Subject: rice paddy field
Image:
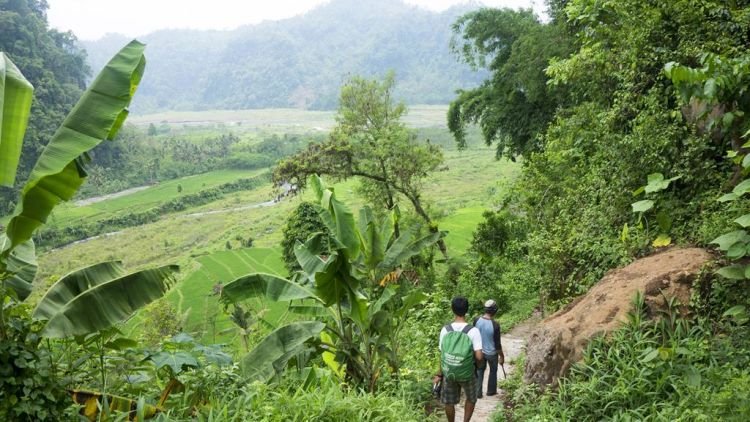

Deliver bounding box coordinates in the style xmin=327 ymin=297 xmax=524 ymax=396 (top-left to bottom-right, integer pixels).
xmin=33 ymin=111 xmax=519 ymax=349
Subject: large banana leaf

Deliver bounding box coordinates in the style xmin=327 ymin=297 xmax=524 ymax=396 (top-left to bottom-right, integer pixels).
xmin=33 ymin=261 xmax=125 ymax=320
xmin=0 ymin=53 xmax=34 ymax=187
xmin=293 ymin=233 xmax=329 ymax=284
xmin=0 ymin=234 xmax=36 ymax=300
xmin=4 ymin=40 xmax=146 ymax=251
xmin=38 ymin=264 xmax=178 ymax=338
xmin=378 ymin=228 xmax=442 ymax=272
xmin=311 ymin=175 xmax=360 ymax=259
xmin=240 ymin=321 xmax=325 ymax=382
xmin=221 ymin=273 xmax=319 ymax=304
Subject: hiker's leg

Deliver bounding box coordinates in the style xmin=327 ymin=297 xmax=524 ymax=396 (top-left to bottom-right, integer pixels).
xmin=461 ymin=378 xmax=478 ymax=421
xmin=475 ymin=367 xmax=485 ymax=398
xmin=487 ymin=354 xmax=499 ymax=395
xmin=441 ymin=380 xmax=460 ymax=422
xmin=445 ymin=405 xmax=455 ymax=422
xmin=463 ymin=400 xmax=475 ymax=422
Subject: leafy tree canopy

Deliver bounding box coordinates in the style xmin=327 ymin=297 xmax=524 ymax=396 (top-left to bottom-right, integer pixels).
xmin=274 ymin=73 xmax=447 ymax=256
xmin=448 ymin=7 xmax=573 ymax=159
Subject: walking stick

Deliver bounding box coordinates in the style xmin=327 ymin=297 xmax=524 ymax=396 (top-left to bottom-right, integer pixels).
xmin=500 ymin=363 xmax=507 ymax=379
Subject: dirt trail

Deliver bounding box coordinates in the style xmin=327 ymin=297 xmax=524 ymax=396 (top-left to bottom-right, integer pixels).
xmin=74 ymin=185 xmax=151 ymax=206
xmin=451 ymin=318 xmax=538 ymax=422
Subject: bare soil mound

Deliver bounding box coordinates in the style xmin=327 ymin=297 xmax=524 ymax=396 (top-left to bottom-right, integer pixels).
xmin=524 ymin=247 xmax=713 ymax=387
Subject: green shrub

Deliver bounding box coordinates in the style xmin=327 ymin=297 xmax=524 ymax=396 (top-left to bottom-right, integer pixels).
xmin=0 ymin=297 xmax=69 ymax=421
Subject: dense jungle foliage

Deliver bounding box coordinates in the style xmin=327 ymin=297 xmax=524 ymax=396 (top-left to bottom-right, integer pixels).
xmin=2 ymin=0 xmax=750 ymax=420
xmin=447 ymin=0 xmax=750 ymax=419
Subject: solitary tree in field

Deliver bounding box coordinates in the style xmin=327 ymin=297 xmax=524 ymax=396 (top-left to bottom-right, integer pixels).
xmin=274 ymin=72 xmax=448 ymax=257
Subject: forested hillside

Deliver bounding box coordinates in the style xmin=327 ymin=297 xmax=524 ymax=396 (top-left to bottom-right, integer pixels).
xmin=3 ymin=0 xmax=750 ymax=421
xmin=82 ymin=0 xmax=486 ymax=112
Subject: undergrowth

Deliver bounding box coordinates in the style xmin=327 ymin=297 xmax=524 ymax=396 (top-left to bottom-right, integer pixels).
xmin=506 ymin=292 xmax=750 ymax=421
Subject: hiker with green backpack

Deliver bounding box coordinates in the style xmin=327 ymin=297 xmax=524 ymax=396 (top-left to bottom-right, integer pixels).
xmin=433 ymin=297 xmax=483 ymax=422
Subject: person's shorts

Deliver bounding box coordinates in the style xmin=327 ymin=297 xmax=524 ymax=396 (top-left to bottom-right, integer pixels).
xmin=440 ymin=377 xmax=477 ymax=405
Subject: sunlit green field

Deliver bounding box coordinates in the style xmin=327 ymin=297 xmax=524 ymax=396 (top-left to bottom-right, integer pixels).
xmin=47 ymin=169 xmax=266 ymax=226
xmin=170 ymin=248 xmax=289 ymax=345
xmin=35 ymin=134 xmax=518 ymax=349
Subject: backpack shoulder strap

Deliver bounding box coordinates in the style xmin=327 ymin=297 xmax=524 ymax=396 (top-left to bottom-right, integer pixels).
xmin=461 ymin=324 xmax=473 ymax=334
xmin=444 ymin=324 xmax=454 ymax=333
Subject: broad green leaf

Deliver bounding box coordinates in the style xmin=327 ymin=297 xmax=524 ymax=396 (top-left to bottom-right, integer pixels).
xmin=193 ymin=344 xmax=232 ymax=366
xmin=370 ymin=285 xmax=397 ymax=318
xmin=727 ymin=242 xmax=747 ymax=259
xmin=362 ymin=220 xmax=385 ymax=270
xmin=313 ymin=256 xmax=361 ymax=306
xmin=33 ymin=261 xmax=125 ymax=320
xmin=743 ymin=154 xmax=750 ymax=169
xmin=631 ymin=200 xmax=654 ymax=213
xmin=0 ymin=234 xmax=37 ymax=301
xmin=379 ymin=229 xmax=441 ymax=273
xmin=320 ymin=331 xmax=344 ymax=379
xmin=149 ymin=351 xmax=198 ymax=374
xmin=733 ymin=179 xmax=750 ymax=196
xmin=221 ymin=273 xmax=320 ymax=304
xmin=103 ymin=337 xmax=138 ymax=351
xmin=716 ymin=265 xmax=746 ymax=280
xmin=0 ymin=53 xmax=34 ymax=187
xmin=644 ymin=173 xmax=681 ymax=194
xmin=620 ymin=223 xmax=629 ymax=242
xmin=710 ymin=230 xmax=749 ymax=251
xmin=718 ymin=192 xmax=739 ymax=202
xmin=294 ymin=233 xmax=329 ymax=283
xmin=652 ymin=234 xmax=672 ymax=248
xmin=240 ymin=321 xmax=325 ymax=382
xmin=39 ymin=264 xmax=178 ymax=338
xmin=4 ymin=41 xmax=146 ymax=250
xmin=723 ymin=112 xmax=735 ymax=128
xmin=170 ymin=332 xmax=195 ymax=343
xmin=324 ymin=194 xmax=360 ymax=260
xmin=722 ymin=305 xmax=746 ymax=318
xmin=703 ymin=78 xmax=717 ymax=98
xmin=735 ymin=214 xmax=750 ymax=228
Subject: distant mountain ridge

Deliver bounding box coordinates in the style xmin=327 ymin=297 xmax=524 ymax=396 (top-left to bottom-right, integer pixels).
xmin=82 ymin=0 xmax=486 ymax=113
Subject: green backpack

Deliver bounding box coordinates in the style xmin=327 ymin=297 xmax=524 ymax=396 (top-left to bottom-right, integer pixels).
xmin=440 ymin=324 xmax=475 ymax=382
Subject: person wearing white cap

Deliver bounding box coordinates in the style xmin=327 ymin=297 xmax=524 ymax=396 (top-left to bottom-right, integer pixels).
xmin=472 ymin=299 xmax=504 ymax=398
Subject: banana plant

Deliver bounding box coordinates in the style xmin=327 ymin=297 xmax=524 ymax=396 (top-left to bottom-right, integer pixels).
xmin=33 ymin=261 xmax=179 ymax=338
xmin=0 ymin=53 xmax=34 ymax=187
xmin=0 ymin=40 xmax=146 ymax=301
xmin=355 ymin=205 xmax=442 ymax=286
xmin=221 ymin=176 xmax=433 ymax=391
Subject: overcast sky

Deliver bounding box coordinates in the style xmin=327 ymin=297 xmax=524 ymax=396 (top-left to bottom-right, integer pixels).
xmin=47 ymin=0 xmax=543 ymax=41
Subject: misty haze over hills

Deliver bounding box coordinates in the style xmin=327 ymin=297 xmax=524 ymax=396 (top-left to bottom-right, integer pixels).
xmin=82 ymin=0 xmax=488 ymax=113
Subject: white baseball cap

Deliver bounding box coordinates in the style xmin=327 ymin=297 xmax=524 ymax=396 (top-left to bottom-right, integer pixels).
xmin=484 ymin=299 xmax=497 ymax=308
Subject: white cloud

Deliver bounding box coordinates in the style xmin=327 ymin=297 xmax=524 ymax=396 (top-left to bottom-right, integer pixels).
xmin=47 ymin=0 xmax=541 ymax=41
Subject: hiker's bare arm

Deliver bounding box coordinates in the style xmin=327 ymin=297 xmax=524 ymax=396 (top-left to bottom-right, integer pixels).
xmin=474 ymin=349 xmax=483 ymax=362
